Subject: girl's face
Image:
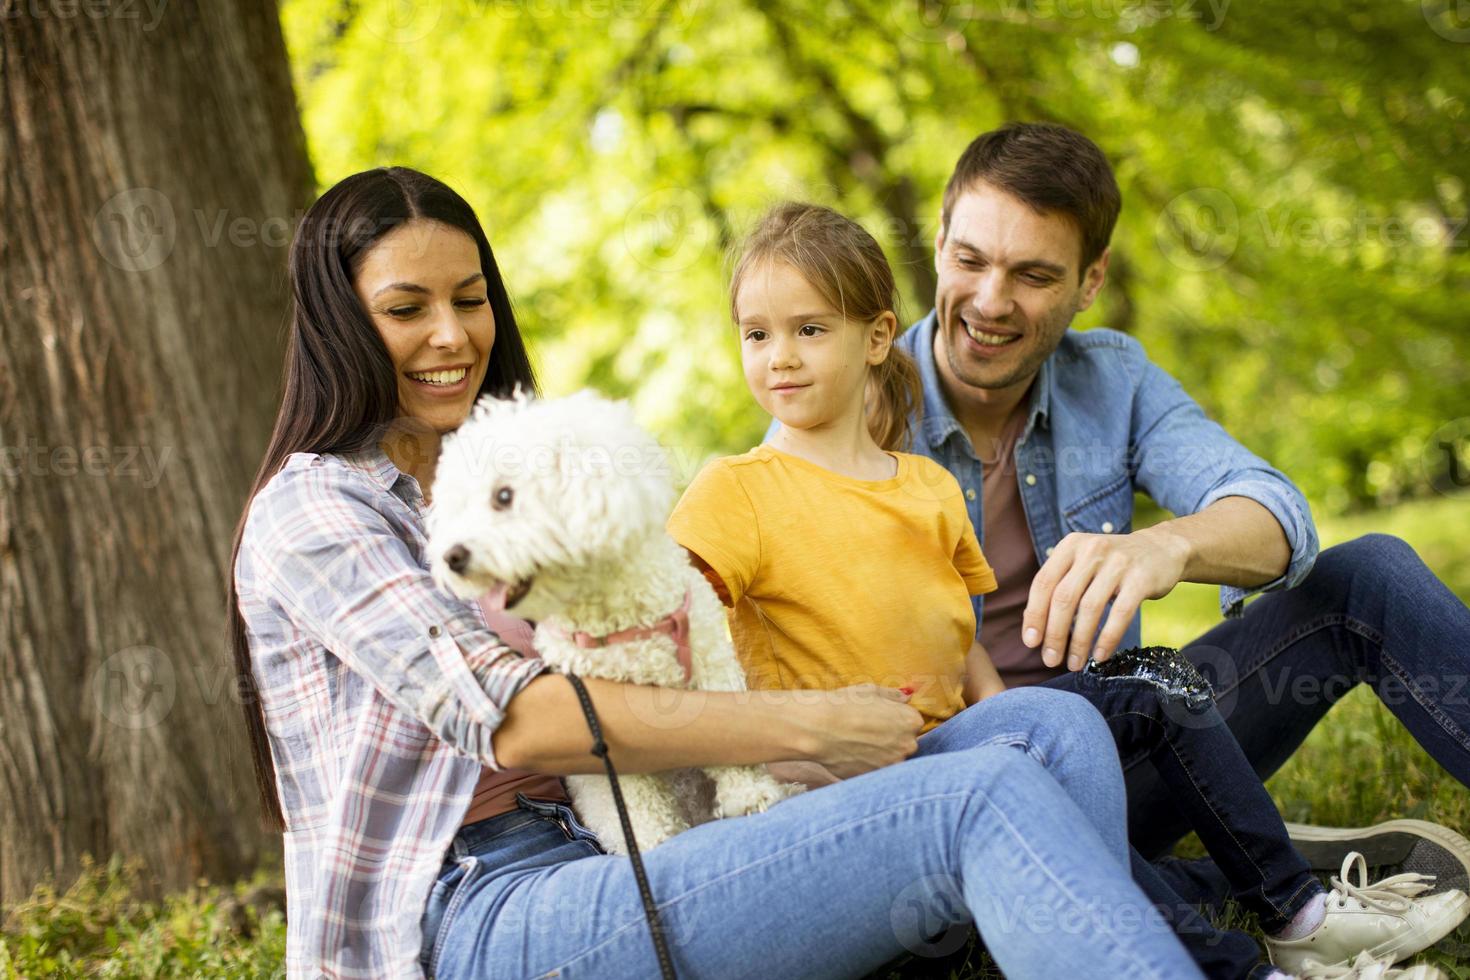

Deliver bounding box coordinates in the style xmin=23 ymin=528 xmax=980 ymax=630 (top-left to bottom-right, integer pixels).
xmin=352 ymin=219 xmax=495 ymax=433
xmin=735 ymin=260 xmax=892 ymax=433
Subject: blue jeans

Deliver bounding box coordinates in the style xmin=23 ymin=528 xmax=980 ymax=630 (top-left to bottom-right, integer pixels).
xmin=421 ymin=687 xmax=1203 ymax=979
xmin=1039 ymin=665 xmax=1321 ymax=979
xmin=1125 ymin=535 xmax=1470 ymax=887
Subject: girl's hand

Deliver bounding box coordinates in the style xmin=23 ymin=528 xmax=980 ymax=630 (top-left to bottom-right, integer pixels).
xmin=798 ymin=684 xmax=923 ymax=780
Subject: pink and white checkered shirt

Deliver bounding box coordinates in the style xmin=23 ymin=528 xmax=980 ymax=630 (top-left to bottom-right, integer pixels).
xmin=234 ymin=446 xmax=547 ymax=979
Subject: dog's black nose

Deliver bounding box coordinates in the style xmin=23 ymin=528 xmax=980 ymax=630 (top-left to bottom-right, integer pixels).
xmin=444 ymin=544 xmax=470 ymax=573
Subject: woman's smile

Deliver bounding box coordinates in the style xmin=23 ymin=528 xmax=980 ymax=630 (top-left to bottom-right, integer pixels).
xmin=405 ymin=362 xmax=474 ymax=397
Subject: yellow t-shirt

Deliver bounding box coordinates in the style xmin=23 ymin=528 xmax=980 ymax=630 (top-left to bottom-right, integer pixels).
xmin=666 ymin=444 xmax=998 ymax=730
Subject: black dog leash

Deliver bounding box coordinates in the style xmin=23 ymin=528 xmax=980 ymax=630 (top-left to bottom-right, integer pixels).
xmin=564 ymin=673 xmax=677 ymax=980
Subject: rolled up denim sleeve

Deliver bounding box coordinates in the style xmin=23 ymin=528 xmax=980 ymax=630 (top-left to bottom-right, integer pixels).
xmin=241 ymin=467 xmax=546 ymax=768
xmin=1126 ymin=351 xmax=1320 ymax=619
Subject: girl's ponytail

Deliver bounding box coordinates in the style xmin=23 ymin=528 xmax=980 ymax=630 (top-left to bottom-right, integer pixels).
xmin=867 ymin=343 xmax=922 ymax=452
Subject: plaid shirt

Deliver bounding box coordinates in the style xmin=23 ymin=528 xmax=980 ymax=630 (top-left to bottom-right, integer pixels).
xmin=234 ymin=445 xmax=548 ymax=979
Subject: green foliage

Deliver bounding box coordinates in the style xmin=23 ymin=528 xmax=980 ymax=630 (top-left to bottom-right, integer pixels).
xmin=0 ymin=855 xmax=286 ymax=979
xmin=278 ymin=0 xmax=1468 ymax=509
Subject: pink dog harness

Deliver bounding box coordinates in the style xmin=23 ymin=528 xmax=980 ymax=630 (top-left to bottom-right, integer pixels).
xmin=550 ymin=588 xmax=694 ymax=683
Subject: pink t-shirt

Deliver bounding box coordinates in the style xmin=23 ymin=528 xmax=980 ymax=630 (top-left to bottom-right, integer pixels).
xmin=461 ymin=602 xmax=568 ymax=827
xmin=975 ymin=396 xmax=1068 ymax=689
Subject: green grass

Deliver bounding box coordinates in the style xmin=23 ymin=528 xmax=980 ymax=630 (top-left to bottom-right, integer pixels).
xmin=5 ymin=496 xmax=1469 ymax=978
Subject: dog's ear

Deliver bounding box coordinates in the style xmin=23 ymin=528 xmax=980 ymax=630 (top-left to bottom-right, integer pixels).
xmin=556 ymin=393 xmax=677 ymax=555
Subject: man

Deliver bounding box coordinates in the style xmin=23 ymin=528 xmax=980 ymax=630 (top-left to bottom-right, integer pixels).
xmin=767 ymin=121 xmax=1470 ymax=978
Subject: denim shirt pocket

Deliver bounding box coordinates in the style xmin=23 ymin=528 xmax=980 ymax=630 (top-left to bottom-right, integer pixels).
xmin=1062 ymin=474 xmax=1135 ymax=536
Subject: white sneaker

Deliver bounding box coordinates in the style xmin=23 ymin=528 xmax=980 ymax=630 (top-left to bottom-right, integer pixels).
xmin=1266 ymin=851 xmax=1469 ymax=973
xmin=1294 ymin=950 xmax=1447 ymax=979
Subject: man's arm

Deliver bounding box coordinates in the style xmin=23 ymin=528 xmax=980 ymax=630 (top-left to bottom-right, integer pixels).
xmin=1126 ymin=352 xmax=1319 ymax=612
xmin=1023 ymin=341 xmax=1319 ymax=671
xmin=1147 ymin=495 xmax=1292 ymax=589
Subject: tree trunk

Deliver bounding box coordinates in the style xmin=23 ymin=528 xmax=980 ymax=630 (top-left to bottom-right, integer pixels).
xmin=0 ymin=0 xmax=313 ymax=904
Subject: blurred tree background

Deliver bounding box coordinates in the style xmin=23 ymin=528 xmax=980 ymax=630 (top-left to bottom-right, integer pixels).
xmin=281 ymin=0 xmax=1468 ymax=514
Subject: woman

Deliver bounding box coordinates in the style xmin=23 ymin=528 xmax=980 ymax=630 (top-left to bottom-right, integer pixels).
xmin=228 ymin=167 xmax=1201 ymax=980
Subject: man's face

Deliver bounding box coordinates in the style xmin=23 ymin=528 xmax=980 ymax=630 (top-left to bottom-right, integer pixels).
xmin=933 ymin=180 xmax=1108 ymax=392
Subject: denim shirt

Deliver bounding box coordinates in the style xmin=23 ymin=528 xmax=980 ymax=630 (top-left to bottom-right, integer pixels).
xmin=765 ymin=310 xmax=1319 ymax=651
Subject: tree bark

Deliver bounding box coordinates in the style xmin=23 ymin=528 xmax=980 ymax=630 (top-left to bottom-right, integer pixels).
xmin=0 ymin=0 xmax=313 ymax=904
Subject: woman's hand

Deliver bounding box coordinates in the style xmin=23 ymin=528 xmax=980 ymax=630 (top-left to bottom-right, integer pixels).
xmin=795 ymin=684 xmax=924 ymax=780
xmin=765 ymin=760 xmax=842 ymax=790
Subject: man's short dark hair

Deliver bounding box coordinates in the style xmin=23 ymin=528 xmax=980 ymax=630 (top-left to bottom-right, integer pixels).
xmin=941 ymin=122 xmax=1122 ymax=274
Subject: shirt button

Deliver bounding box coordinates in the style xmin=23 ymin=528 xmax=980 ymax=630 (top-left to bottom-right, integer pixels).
xmin=1101 ymin=522 xmax=1115 ymax=533
xmin=965 ymin=488 xmax=977 ymax=501
xmin=428 ymin=625 xmax=442 ymax=638
xmin=1045 ymin=546 xmax=1055 ymax=557
xmin=1025 ymin=473 xmax=1037 ymax=486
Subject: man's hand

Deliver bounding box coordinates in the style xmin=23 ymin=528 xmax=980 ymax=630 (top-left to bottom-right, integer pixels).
xmin=1022 ymin=526 xmax=1190 ymax=671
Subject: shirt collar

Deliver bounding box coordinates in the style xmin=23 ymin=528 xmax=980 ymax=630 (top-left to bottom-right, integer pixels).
xmin=340 ymin=441 xmax=411 ymax=494
xmin=910 ymin=309 xmax=1051 ymax=453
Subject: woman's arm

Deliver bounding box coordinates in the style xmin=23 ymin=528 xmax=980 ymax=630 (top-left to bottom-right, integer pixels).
xmin=494 ymin=674 xmax=923 ymax=779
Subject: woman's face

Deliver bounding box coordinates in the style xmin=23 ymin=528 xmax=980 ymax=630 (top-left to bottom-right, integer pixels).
xmin=353 ymin=219 xmax=495 ymax=434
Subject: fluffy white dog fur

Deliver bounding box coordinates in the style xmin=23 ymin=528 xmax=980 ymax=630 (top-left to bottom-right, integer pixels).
xmin=427 ymin=387 xmax=800 ymax=854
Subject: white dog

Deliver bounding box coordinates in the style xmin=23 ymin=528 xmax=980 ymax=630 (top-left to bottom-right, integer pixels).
xmin=428 ymin=388 xmax=799 ymax=854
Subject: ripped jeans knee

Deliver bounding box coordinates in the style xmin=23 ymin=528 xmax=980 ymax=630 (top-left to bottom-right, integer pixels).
xmin=1083 ymin=645 xmax=1216 ymax=712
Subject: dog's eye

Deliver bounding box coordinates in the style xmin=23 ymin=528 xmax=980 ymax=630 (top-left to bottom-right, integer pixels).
xmin=492 ymin=485 xmax=514 ymax=510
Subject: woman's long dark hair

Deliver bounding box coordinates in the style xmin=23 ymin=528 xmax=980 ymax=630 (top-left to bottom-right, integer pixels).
xmin=227 ymin=167 xmax=539 ymax=830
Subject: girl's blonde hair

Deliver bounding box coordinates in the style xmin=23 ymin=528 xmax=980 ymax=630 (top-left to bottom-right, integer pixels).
xmin=729 ymin=202 xmax=922 ymax=452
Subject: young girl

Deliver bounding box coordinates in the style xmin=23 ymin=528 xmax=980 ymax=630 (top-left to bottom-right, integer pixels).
xmin=666 ymin=202 xmax=1462 ymax=980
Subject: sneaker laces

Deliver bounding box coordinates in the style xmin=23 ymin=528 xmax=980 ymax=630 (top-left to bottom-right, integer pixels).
xmin=1296 ymin=950 xmax=1396 ymax=978
xmin=1327 ymin=850 xmax=1436 ymax=915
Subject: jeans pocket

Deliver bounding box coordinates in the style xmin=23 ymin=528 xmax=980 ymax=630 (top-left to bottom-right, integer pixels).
xmin=516 ymin=793 xmax=605 ymax=854
xmin=555 ymin=802 xmax=606 ymax=853
xmin=420 ymin=855 xmax=485 ymax=979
